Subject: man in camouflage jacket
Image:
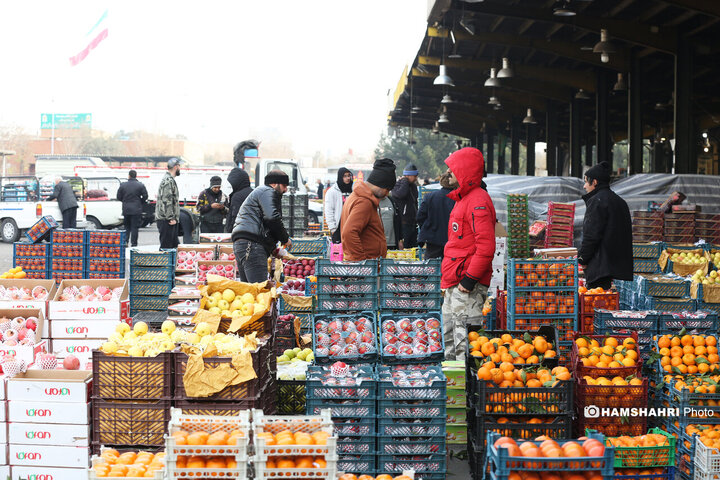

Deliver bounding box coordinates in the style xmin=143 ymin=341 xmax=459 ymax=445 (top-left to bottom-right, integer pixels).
xmin=156 ymin=158 xmax=181 ymax=248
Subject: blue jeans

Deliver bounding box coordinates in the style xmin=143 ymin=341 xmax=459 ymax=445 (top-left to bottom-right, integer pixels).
xmin=233 ymin=240 xmax=269 ymax=283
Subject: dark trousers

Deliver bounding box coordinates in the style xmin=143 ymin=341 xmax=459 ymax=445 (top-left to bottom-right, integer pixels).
xmin=423 ymin=242 xmax=445 ymax=260
xmin=201 ymin=222 xmax=224 ymax=234
xmin=62 ymin=207 xmax=77 ymax=229
xmin=233 ymin=240 xmax=269 ymax=283
xmin=588 ymin=276 xmax=613 ymax=290
xmin=124 ymin=214 xmax=141 ymax=247
xmin=402 ymin=221 xmax=418 ymax=248
xmin=157 ymin=220 xmax=179 ymax=249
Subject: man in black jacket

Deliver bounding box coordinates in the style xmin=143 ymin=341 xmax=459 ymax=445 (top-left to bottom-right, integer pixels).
xmin=417 ymin=172 xmax=456 ymax=259
xmin=197 ymin=176 xmax=228 ymax=233
xmin=116 ymin=170 xmax=148 ymax=247
xmin=48 ymin=177 xmax=78 ymax=228
xmin=391 ymin=163 xmax=419 ymax=248
xmin=226 ymin=141 xmax=256 ymax=233
xmin=578 ymin=161 xmax=633 ymax=289
xmin=231 ymin=170 xmax=292 ymax=283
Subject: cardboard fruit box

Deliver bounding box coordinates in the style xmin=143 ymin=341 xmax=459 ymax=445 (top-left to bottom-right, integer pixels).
xmin=49 ymin=279 xmax=129 ymax=321
xmin=0 ymin=308 xmax=47 ymax=365
xmin=7 ymin=369 xmax=91 ymax=403
xmin=0 ymin=279 xmax=57 ymax=317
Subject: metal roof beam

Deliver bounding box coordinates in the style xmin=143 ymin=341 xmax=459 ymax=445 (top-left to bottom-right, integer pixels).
xmin=660 ymin=0 xmax=720 ymax=19
xmin=459 ymin=1 xmax=677 ymax=54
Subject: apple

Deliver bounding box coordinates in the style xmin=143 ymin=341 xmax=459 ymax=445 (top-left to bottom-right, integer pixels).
xmin=241 ymin=303 xmax=255 ymax=315
xmin=240 ymin=293 xmax=255 ymax=304
xmin=133 ymin=321 xmax=148 ymax=336
xmin=218 ymin=299 xmax=230 ymax=311
xmin=25 ymin=318 xmax=37 ymax=331
xmin=206 ymin=296 xmax=219 ymax=308
xmin=196 ymin=322 xmax=213 ymax=337
xmin=161 ymin=320 xmax=176 ymax=335
xmin=222 ymin=289 xmax=236 ymax=302
xmin=63 ymin=355 xmax=80 ymax=370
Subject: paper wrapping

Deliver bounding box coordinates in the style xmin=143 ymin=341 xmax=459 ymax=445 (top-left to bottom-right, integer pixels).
xmin=280 ymin=293 xmax=312 ymax=310
xmin=658 ymin=248 xmax=710 ymax=277
xmin=692 ymin=282 xmax=720 ymax=303
xmin=194 ymin=275 xmax=276 ymax=333
xmin=182 ymin=350 xmax=258 ymax=398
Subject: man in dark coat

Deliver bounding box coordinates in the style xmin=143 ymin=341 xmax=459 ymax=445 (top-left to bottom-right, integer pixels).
xmin=391 ymin=163 xmax=419 ymax=248
xmin=197 ymin=176 xmax=228 ymax=233
xmin=417 ymin=172 xmax=456 ymax=259
xmin=47 ymin=177 xmax=78 ymax=228
xmin=226 ymin=141 xmax=256 ymax=233
xmin=116 ymin=170 xmax=148 ymax=247
xmin=578 ymin=161 xmax=633 ymax=289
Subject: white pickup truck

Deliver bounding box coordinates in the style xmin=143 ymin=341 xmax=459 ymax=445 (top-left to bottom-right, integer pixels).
xmin=0 ymin=176 xmax=88 ymax=242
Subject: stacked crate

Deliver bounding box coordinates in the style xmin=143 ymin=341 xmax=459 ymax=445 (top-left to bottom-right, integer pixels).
xmin=86 ymin=231 xmax=126 ymax=279
xmin=634 ymin=273 xmax=694 ymax=312
xmin=579 ymin=289 xmax=619 ymax=333
xmin=282 ymin=193 xmax=309 ymax=237
xmin=379 ymin=258 xmax=442 ymax=315
xmin=90 ymin=350 xmax=173 ymax=453
xmin=606 ymin=428 xmax=676 ymax=480
xmin=544 ymin=202 xmax=575 ymax=248
xmin=24 ymin=215 xmax=58 ymax=243
xmin=632 ymin=242 xmax=663 ymax=274
xmin=443 ymin=361 xmax=467 ymax=451
xmin=507 ymin=194 xmax=530 ymax=258
xmin=50 ymin=229 xmax=86 ymax=283
xmin=377 ymin=365 xmax=446 ymax=480
xmin=12 ymin=242 xmax=50 ymax=279
xmin=697 ymin=213 xmax=720 ymax=244
xmin=289 ymin=237 xmax=328 ymax=257
xmin=664 ymin=212 xmax=696 ymax=244
xmin=632 ymin=210 xmax=663 ymax=243
xmin=129 ymin=249 xmax=176 ymax=317
xmin=306 ymin=364 xmax=376 ymax=475
xmin=276 ymin=296 xmax=310 ymax=355
xmin=507 ymin=258 xmax=578 ymax=363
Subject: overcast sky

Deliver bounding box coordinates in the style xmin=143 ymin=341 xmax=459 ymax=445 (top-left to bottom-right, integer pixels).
xmin=0 ymin=1 xmax=427 ymax=157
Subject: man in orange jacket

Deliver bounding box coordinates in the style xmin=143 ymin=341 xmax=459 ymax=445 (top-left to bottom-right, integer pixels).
xmin=441 ymin=148 xmax=497 ymax=360
xmin=340 ymin=158 xmax=397 ymax=260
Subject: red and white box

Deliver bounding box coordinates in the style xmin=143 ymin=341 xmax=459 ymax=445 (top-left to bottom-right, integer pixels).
xmin=8 ymin=423 xmax=89 ymax=447
xmin=8 ymin=400 xmax=89 ymax=425
xmin=48 ymin=279 xmax=129 ymax=321
xmin=7 ymin=370 xmax=90 ymax=404
xmin=50 ymin=339 xmax=104 ymax=361
xmin=0 ymin=280 xmax=56 ymax=318
xmin=0 ymin=309 xmax=47 ymax=365
xmin=9 ymin=444 xmax=88 ymax=468
xmin=48 ymin=319 xmax=119 ymax=340
xmin=11 ymin=465 xmax=85 ymax=480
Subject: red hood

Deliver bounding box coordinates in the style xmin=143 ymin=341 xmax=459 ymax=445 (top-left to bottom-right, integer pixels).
xmin=444 ymin=147 xmax=485 ymax=201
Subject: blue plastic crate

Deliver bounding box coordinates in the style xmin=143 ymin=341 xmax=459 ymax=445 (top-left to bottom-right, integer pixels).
xmin=130 ymin=248 xmax=177 ymax=267
xmin=130 ymin=265 xmax=174 ymax=282
xmin=289 ymin=237 xmax=327 ymax=256
xmin=316 ymin=276 xmax=377 ymax=295
xmin=507 ymin=258 xmax=579 ymax=291
xmin=312 ymin=311 xmax=378 ymax=364
xmin=637 ymin=274 xmax=691 ymax=298
xmin=594 ymin=309 xmax=659 ymax=331
xmin=380 ymin=277 xmax=441 ymax=294
xmin=278 ymin=295 xmax=313 ymax=314
xmin=306 ymin=365 xmax=375 ymax=399
xmin=377 ymin=312 xmax=444 ymax=364
xmin=12 ymin=254 xmax=50 ymax=273
xmin=468 ymin=377 xmax=574 ymax=414
xmin=378 ymin=292 xmax=443 ymax=312
xmin=129 ymin=281 xmax=174 ymax=297
xmin=699 ymin=302 xmax=720 ymax=316
xmin=13 ymin=242 xmax=50 ymax=261
xmin=634 ymin=242 xmax=665 ymax=258
xmin=306 ymin=398 xmax=376 ymax=417
xmin=378 ymin=399 xmax=445 ymax=418
xmin=87 ymin=272 xmax=124 ymax=280
xmin=86 ymin=259 xmax=125 ymax=276
xmin=336 ymin=437 xmax=375 ymax=455
xmin=316 ymin=259 xmax=378 ymax=277
xmin=645 ymin=297 xmax=697 ymax=312
xmin=380 ymin=258 xmax=441 ymax=277
xmin=315 ymin=294 xmax=377 ymax=313
xmin=473 ymin=414 xmax=573 ymax=451
xmin=378 ymin=416 xmax=446 ymax=437
xmin=332 ymin=416 xmax=376 ymax=436
xmin=337 ymin=455 xmax=376 ymax=475
xmin=377 ymin=454 xmax=445 ymax=476
xmin=51 ymin=228 xmax=87 ymax=245
xmin=377 ymin=365 xmax=446 ymax=401
xmin=24 ymin=216 xmax=58 ymax=243
xmin=378 ymin=435 xmax=445 ymax=455
xmin=658 ymin=310 xmax=719 ymax=333
xmin=634 ymin=258 xmax=662 ymax=273
xmin=487 ymin=431 xmax=613 ymax=476
xmin=612 ymin=468 xmax=674 ymax=480
xmin=130 ymin=295 xmax=168 ymax=311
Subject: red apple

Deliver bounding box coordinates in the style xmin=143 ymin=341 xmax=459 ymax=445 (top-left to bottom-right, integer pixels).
xmin=63 ymin=355 xmax=80 ymax=370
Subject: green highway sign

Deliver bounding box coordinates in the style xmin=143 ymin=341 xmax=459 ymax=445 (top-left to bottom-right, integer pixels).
xmin=40 ymin=113 xmax=92 ymax=129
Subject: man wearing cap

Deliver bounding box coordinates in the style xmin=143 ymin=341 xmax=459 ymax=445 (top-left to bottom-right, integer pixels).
xmin=578 ymin=161 xmax=633 ymax=289
xmin=156 ymin=158 xmax=181 ymax=249
xmin=116 ymin=170 xmax=148 ymax=247
xmin=231 ymin=170 xmax=292 ymax=283
xmin=197 ymin=176 xmax=228 ymax=233
xmin=391 ymin=163 xmax=420 ymax=248
xmin=340 ymin=158 xmax=397 ymax=261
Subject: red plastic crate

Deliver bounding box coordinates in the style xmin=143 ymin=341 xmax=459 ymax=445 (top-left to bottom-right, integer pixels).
xmin=571 ymin=331 xmax=643 ymax=378
xmin=575 ymin=377 xmax=648 ymax=409
xmin=580 ymin=292 xmax=619 ymax=322
xmin=495 ymin=290 xmax=507 ymax=329
xmin=575 ymin=414 xmax=647 ymax=438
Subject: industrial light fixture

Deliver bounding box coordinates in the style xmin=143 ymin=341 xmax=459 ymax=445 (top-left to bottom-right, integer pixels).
xmin=613 ymin=73 xmax=627 ymax=92
xmin=575 ymin=89 xmax=591 ymax=100
xmin=488 ymin=96 xmax=501 ymax=106
xmin=441 ymin=94 xmax=454 ymax=104
xmin=434 ymin=64 xmax=454 ymax=87
xmin=438 ymin=113 xmax=450 ymax=123
xmin=594 ymin=29 xmax=616 ymax=64
xmin=553 ymin=1 xmax=576 ymax=17
xmin=484 ymin=67 xmax=501 ymax=87
xmin=702 ymin=131 xmax=709 ymax=139
xmin=493 ymin=103 xmax=503 ymax=111
xmin=431 ymin=122 xmax=440 ymax=134
xmin=497 ymin=58 xmax=514 ymax=78
xmin=459 ymin=14 xmax=475 ymax=35
xmin=522 ymin=108 xmax=537 ymax=124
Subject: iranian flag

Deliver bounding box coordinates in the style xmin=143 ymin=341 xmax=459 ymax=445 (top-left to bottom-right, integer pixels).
xmin=69 ymin=9 xmax=109 ymax=67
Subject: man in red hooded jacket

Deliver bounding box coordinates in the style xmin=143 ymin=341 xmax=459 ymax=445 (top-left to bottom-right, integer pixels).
xmin=441 ymin=147 xmax=497 ymax=360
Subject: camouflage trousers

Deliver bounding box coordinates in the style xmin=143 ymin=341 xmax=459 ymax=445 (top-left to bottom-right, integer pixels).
xmin=442 ymin=283 xmax=488 ymax=361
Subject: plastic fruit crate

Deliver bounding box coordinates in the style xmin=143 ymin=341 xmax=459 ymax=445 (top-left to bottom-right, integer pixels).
xmin=472 ymin=414 xmax=572 ymax=450
xmin=465 ymin=325 xmax=560 ymax=369
xmin=571 ymin=331 xmax=643 ymax=379
xmin=129 ymin=280 xmax=174 ymax=297
xmin=130 ymin=248 xmax=177 ymax=267
xmin=594 ymin=309 xmax=658 ymax=331
xmin=378 ymin=292 xmax=442 ymax=312
xmin=638 ymin=274 xmax=691 ymax=298
xmin=386 ymin=247 xmax=419 ymax=260
xmin=315 ymin=259 xmax=378 ymax=277
xmin=377 ymin=365 xmax=446 ymax=402
xmin=336 ymin=437 xmax=375 ymax=455
xmin=377 ymin=416 xmax=445 ymax=437
xmin=576 ymin=376 xmax=648 ymax=409
xmin=92 ymin=398 xmax=171 ymax=446
xmin=51 ymin=228 xmax=86 ymax=244
xmin=315 ymin=294 xmax=377 ymax=312
xmin=90 ymin=454 xmax=165 ymax=480
xmin=377 ymin=454 xmax=445 ymax=476
xmin=581 ymin=291 xmax=620 ymax=319
xmin=92 ymin=351 xmax=173 ymax=400
xmin=610 ymin=428 xmax=674 ymax=469
xmin=252 ymin=409 xmax=336 ymax=459
xmin=634 ymin=258 xmax=662 ymax=273
xmin=306 ymin=365 xmax=375 ymax=400
xmin=380 ymin=258 xmax=441 ymax=277
xmin=165 ymin=407 xmax=249 ymax=458
xmin=254 ymin=460 xmax=337 ymax=480
xmin=378 ymin=399 xmax=445 ymax=418
xmin=378 ymin=435 xmax=445 ymax=455
xmin=578 ymin=415 xmax=648 ymax=438
xmin=289 ymin=237 xmax=328 ymax=256
xmin=130 ymin=295 xmax=169 ymax=311
xmin=13 ymin=242 xmax=49 ymax=258
xmin=316 ymin=277 xmax=377 ymax=295
xmin=130 ymin=265 xmax=175 ymax=282
xmin=312 ymin=311 xmax=378 ymax=364
xmin=24 ymin=215 xmax=58 ymax=243
xmin=380 ymin=277 xmax=441 ymax=294
xmin=378 ymin=313 xmax=444 ymax=364
xmin=645 ymin=297 xmax=697 ymax=312
xmin=336 ymin=454 xmax=376 ymax=475
xmin=695 ymin=437 xmax=720 ymax=473
xmin=468 ymin=377 xmax=573 ymax=415
xmin=657 ymin=310 xmax=719 ymax=333
xmin=332 ymin=416 xmax=376 ymax=436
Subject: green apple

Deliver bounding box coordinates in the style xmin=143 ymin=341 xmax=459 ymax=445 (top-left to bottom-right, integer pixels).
xmin=209 ymin=306 xmax=222 ymax=315
xmin=218 ymin=299 xmax=230 ymax=310
xmin=284 ymin=349 xmax=296 ymax=359
xmin=161 ymin=320 xmax=176 ymax=335
xmin=241 ymin=293 xmax=255 ymax=304
xmin=211 ymin=291 xmax=223 ymax=301
xmin=293 ymin=347 xmax=301 ymax=353
xmin=296 ymin=350 xmax=308 ymax=361
xmin=196 ymin=322 xmax=213 ymax=337
xmin=133 ymin=321 xmax=149 ymax=336
xmin=222 ymin=289 xmax=236 ymax=303
xmin=278 ymin=354 xmax=291 ymax=363
xmin=306 ymin=352 xmax=314 ymax=362
xmin=206 ymin=296 xmax=219 ymax=308
xmin=230 ymin=299 xmax=243 ymax=311
xmin=241 ymin=303 xmax=255 ymax=315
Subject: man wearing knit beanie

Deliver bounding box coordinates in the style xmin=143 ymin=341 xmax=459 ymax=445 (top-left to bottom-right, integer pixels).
xmin=197 ymin=176 xmax=228 ymax=233
xmin=391 ymin=162 xmax=420 ymax=248
xmin=578 ymin=161 xmax=633 ymax=289
xmin=341 ymin=158 xmax=396 ymax=260
xmin=231 ymin=170 xmax=291 ymax=283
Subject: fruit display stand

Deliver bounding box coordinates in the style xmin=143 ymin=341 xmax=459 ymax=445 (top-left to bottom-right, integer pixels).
xmin=12 ymin=242 xmax=50 ymax=279
xmin=7 ymin=370 xmax=92 ymax=479
xmin=129 ymin=249 xmax=176 ymax=317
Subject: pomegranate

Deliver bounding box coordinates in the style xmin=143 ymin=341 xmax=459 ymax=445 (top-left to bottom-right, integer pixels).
xmin=63 ymin=355 xmax=81 ymax=370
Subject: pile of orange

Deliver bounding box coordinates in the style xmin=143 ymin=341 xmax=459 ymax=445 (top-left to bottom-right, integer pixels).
xmin=493 ymin=435 xmax=606 ymax=466
xmin=615 ymin=469 xmax=669 ymax=477
xmin=92 ymin=450 xmax=165 ymax=478
xmin=579 ymin=286 xmax=609 ymax=295
xmin=170 ymin=428 xmax=245 ymax=446
xmin=339 ymin=475 xmax=412 ymax=480
xmin=662 ymin=374 xmax=720 ymax=397
xmin=263 ymin=457 xmax=328 ymax=469
xmin=476 ymin=363 xmax=571 ymax=389
xmin=581 ymin=375 xmax=643 ymax=388
xmin=469 ymin=332 xmax=556 ymax=365
xmin=513 ymin=263 xmax=576 ymax=288
xmin=256 ymin=429 xmax=330 ymax=446
xmin=575 ymin=336 xmax=638 ymax=369
xmin=606 ymin=433 xmax=672 ymax=466
xmin=686 ymin=424 xmax=720 ymax=449
xmin=175 ymin=456 xmax=237 ymax=469
xmin=655 ymin=334 xmax=720 ymax=374
xmin=514 ymin=292 xmax=576 ymax=315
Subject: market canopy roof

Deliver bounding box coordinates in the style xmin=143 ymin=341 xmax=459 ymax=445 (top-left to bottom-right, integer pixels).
xmin=388 ymin=0 xmax=720 ymax=174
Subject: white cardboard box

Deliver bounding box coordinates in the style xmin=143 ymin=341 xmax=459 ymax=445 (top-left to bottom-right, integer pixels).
xmin=0 ymin=466 xmax=7 ymax=478
xmin=0 ymin=279 xmax=57 ymax=319
xmin=7 ymin=370 xmax=91 ymax=403
xmin=8 ymin=400 xmax=88 ymax=425
xmin=0 ymin=422 xmax=6 ymax=444
xmin=48 ymin=279 xmax=129 ymax=321
xmin=8 ymin=422 xmax=89 ymax=447
xmin=0 ymin=309 xmax=47 ymax=365
xmin=50 ymin=339 xmax=104 ymax=360
xmin=0 ymin=401 xmax=6 ymax=422
xmin=11 ymin=465 xmax=87 ymax=479
xmin=49 ymin=319 xmax=119 ymax=340
xmin=9 ymin=444 xmax=88 ymax=468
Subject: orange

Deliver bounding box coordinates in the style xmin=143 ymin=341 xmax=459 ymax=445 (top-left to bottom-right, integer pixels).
xmin=187 ymin=432 xmax=209 ymax=445
xmin=295 ymin=456 xmax=314 ymax=469
xmin=277 ymin=458 xmax=296 ymax=469
xmin=207 ymin=431 xmax=229 ymax=445
xmin=314 ymin=457 xmax=327 ymax=468
xmin=187 ymin=456 xmax=206 ymax=469
xmin=228 ymin=433 xmax=244 ymax=445
xmin=294 ymin=432 xmax=313 ymax=445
